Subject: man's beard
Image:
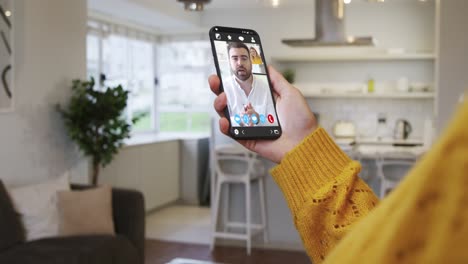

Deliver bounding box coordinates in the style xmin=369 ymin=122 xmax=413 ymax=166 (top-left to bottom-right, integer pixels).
xmin=232 ymin=66 xmax=251 ymax=81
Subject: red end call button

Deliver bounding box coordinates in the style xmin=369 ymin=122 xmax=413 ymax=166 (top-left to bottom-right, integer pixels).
xmin=267 ymin=114 xmax=274 ymax=123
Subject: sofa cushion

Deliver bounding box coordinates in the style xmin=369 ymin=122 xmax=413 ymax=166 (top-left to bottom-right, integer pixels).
xmin=8 ymin=173 xmax=70 ymax=241
xmin=57 ymin=186 xmax=115 ymax=236
xmin=0 ymin=180 xmax=25 ymax=251
xmin=0 ymin=235 xmax=139 ymax=264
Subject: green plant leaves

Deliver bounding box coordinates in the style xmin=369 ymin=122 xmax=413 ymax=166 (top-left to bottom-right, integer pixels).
xmin=57 ymin=78 xmax=142 ymax=170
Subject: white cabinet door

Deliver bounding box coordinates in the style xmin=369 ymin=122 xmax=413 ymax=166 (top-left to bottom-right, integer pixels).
xmin=100 ymin=140 xmax=180 ymax=212
xmin=100 ymin=147 xmax=141 ymax=191
xmin=139 ymin=141 xmax=180 ymax=211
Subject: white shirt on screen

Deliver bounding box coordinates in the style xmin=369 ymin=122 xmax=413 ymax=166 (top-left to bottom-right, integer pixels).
xmin=223 ymin=74 xmax=277 ymax=126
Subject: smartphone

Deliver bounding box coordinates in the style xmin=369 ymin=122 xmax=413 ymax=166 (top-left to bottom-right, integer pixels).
xmin=209 ymin=26 xmax=282 ymax=139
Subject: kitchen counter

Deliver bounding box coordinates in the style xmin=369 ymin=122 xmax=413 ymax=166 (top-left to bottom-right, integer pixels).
xmin=356 ymin=137 xmax=424 ymax=146
xmin=356 ymin=137 xmax=427 ymax=159
xmin=336 ymin=137 xmax=428 ymax=160
xmin=355 ymin=144 xmax=427 ymax=159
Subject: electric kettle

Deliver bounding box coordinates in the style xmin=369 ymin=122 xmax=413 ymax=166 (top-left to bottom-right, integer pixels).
xmin=394 ymin=119 xmax=412 ymax=140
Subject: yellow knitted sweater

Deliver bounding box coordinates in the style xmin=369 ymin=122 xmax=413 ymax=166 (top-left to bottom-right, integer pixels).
xmin=271 ymin=100 xmax=468 ymax=263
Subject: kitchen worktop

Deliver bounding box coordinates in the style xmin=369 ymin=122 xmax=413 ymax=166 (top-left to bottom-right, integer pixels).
xmin=220 ymin=136 xmax=428 ymax=161
xmin=356 ymin=137 xmax=424 ymax=146
xmin=355 ymin=144 xmax=427 ymax=159
xmin=335 ymin=137 xmax=428 ymax=159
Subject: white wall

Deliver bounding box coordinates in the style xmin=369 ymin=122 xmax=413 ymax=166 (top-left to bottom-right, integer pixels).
xmin=345 ymin=1 xmax=434 ymax=52
xmin=436 ymin=0 xmax=468 ymax=133
xmin=0 ymin=0 xmax=12 ymax=110
xmin=309 ymin=97 xmax=434 ymax=140
xmin=0 ymin=0 xmax=88 ymax=186
xmin=201 ymin=2 xmax=435 ymax=63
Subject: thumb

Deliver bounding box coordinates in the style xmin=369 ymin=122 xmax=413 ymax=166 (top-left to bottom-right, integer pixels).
xmin=268 ymin=65 xmax=290 ymax=96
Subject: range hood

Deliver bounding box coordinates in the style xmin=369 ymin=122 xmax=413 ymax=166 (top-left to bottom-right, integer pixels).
xmin=282 ymin=0 xmax=375 ymax=47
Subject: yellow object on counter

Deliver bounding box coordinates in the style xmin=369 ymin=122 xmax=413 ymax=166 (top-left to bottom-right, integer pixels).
xmin=367 ymin=78 xmax=375 ymax=93
xmin=270 ymin=100 xmax=468 ymax=263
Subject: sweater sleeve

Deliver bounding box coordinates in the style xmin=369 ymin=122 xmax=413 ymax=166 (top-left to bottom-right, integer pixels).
xmin=270 ymin=127 xmax=379 ymax=263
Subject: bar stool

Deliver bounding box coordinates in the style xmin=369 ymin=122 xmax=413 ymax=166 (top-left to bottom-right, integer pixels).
xmin=210 ymin=143 xmax=269 ymax=255
xmin=376 ymin=157 xmax=415 ymax=198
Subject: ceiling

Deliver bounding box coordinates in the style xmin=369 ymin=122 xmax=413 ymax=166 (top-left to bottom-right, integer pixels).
xmin=88 ymin=0 xmax=202 ymax=33
xmin=205 ymin=0 xmax=313 ymax=9
xmin=88 ymin=0 xmax=433 ymax=33
xmin=203 ymin=0 xmax=431 ymax=9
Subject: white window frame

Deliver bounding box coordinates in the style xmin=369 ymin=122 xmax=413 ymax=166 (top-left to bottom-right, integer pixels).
xmin=86 ymin=19 xmax=212 ymax=137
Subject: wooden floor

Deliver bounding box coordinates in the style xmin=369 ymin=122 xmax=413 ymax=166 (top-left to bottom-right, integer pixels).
xmin=145 ymin=239 xmax=311 ymax=264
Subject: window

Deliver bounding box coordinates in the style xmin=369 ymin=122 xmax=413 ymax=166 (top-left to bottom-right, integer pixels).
xmin=102 ymin=35 xmax=155 ymax=132
xmin=86 ymin=34 xmax=100 ymax=84
xmin=157 ymin=41 xmax=213 ymax=133
xmin=86 ymin=20 xmax=213 ymax=136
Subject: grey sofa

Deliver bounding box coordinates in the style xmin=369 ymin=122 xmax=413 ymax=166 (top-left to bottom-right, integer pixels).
xmin=0 ymin=180 xmax=145 ymax=264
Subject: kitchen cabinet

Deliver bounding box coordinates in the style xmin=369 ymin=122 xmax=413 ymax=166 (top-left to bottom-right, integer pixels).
xmin=180 ymin=137 xmax=210 ymax=206
xmin=99 ymin=140 xmax=180 ymax=212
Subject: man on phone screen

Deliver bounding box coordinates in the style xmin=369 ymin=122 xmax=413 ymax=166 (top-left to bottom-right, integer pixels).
xmin=222 ymin=42 xmax=276 ymax=127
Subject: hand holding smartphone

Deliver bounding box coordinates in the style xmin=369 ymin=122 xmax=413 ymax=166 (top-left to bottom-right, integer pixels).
xmin=209 ymin=26 xmax=282 ymax=139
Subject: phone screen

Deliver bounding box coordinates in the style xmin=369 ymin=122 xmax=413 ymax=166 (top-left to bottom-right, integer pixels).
xmin=209 ymin=26 xmax=282 ymax=139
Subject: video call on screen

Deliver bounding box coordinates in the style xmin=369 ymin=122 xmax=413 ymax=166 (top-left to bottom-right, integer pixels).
xmin=213 ymin=32 xmax=279 ymax=128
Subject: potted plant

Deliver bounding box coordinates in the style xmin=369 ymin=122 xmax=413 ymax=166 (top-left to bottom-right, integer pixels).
xmin=57 ymin=78 xmax=142 ymax=185
xmin=282 ymin=68 xmax=296 ymax=84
